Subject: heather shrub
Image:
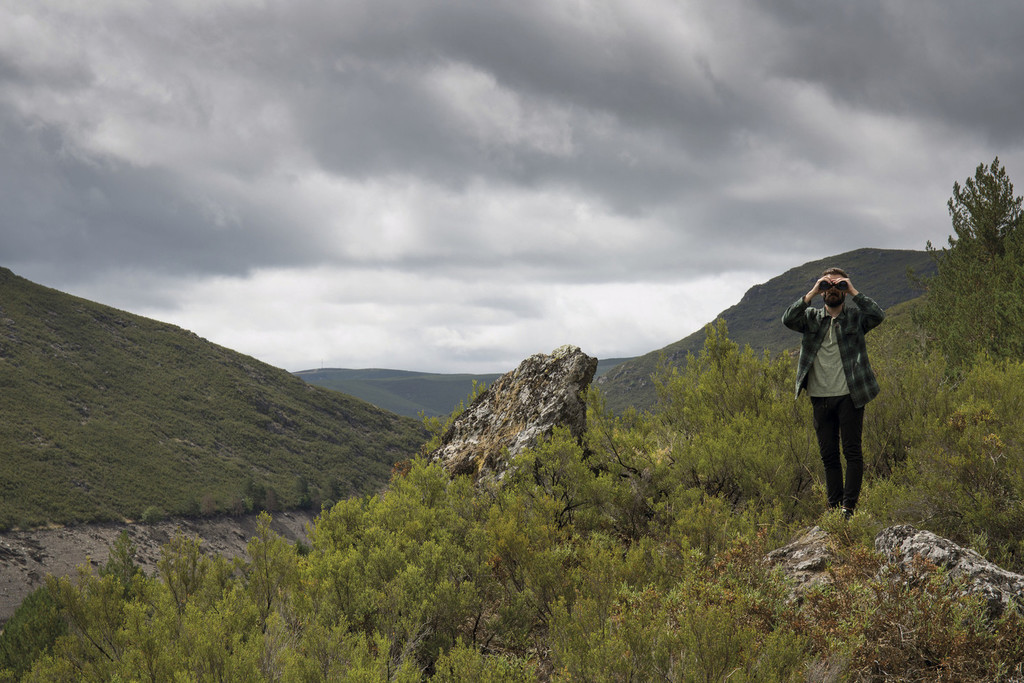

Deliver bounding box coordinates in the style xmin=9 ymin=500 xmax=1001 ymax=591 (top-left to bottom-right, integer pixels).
xmin=870 ymin=356 xmax=1024 ymax=571
xmin=799 ymin=539 xmax=1024 ymax=681
xmin=0 ymin=585 xmax=65 ymax=681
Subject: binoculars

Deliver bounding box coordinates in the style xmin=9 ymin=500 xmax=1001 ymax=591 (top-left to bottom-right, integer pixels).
xmin=819 ymin=280 xmax=849 ymax=291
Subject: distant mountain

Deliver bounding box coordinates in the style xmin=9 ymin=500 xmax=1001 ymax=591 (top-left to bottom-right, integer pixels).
xmin=596 ymin=248 xmax=937 ymax=413
xmin=0 ymin=267 xmax=427 ymax=530
xmin=296 ymin=359 xmax=631 ymax=418
xmin=294 ymin=369 xmax=503 ymax=418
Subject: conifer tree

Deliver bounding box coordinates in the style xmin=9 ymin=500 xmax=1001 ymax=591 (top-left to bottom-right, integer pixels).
xmin=916 ymin=157 xmax=1024 ymax=365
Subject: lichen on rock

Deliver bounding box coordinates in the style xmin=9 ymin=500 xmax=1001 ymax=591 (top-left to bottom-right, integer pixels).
xmin=429 ymin=345 xmax=598 ymax=482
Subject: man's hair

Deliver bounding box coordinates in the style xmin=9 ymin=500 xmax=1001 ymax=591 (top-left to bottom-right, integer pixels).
xmin=822 ymin=267 xmax=848 ymax=278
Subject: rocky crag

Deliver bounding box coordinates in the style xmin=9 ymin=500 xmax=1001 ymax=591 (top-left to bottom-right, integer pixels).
xmin=875 ymin=524 xmax=1024 ymax=619
xmin=429 ymin=344 xmax=598 ymax=482
xmin=765 ymin=523 xmax=1024 ymax=619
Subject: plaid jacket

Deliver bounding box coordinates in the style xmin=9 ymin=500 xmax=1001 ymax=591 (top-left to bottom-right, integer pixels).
xmin=781 ymin=293 xmax=886 ymax=408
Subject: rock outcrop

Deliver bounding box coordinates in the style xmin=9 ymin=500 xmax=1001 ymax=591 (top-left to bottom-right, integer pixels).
xmin=875 ymin=524 xmax=1024 ymax=619
xmin=429 ymin=345 xmax=598 ymax=481
xmin=765 ymin=523 xmax=1024 ymax=619
xmin=762 ymin=526 xmax=833 ymax=599
xmin=0 ymin=511 xmax=315 ymax=626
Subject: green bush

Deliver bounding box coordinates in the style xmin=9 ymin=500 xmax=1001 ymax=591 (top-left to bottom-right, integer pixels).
xmin=0 ymin=585 xmax=65 ymax=680
xmin=799 ymin=541 xmax=1024 ymax=681
xmin=140 ymin=505 xmax=166 ymax=524
xmin=875 ymin=357 xmax=1024 ymax=570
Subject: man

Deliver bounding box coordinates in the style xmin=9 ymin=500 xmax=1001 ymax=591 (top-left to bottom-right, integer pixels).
xmin=782 ymin=267 xmax=885 ymax=517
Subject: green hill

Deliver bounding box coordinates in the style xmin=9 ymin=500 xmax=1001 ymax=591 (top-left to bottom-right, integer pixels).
xmin=294 ymin=369 xmax=504 ymax=418
xmin=0 ymin=267 xmax=427 ymax=530
xmin=597 ymin=248 xmax=937 ymax=412
xmin=295 ymin=359 xmax=632 ymax=418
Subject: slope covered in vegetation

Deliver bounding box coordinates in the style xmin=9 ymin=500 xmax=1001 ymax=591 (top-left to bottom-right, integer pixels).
xmin=294 ymin=360 xmax=630 ymax=418
xmin=0 ymin=268 xmax=426 ymax=529
xmin=293 ymin=368 xmax=504 ymax=418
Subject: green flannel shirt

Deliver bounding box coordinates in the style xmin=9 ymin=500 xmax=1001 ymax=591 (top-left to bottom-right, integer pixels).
xmin=781 ymin=293 xmax=886 ymax=408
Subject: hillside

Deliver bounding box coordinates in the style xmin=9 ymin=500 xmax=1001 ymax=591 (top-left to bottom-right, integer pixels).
xmin=293 ymin=369 xmax=504 ymax=418
xmin=597 ymin=248 xmax=937 ymax=412
xmin=0 ymin=510 xmax=317 ymax=625
xmin=295 ymin=358 xmax=631 ymax=418
xmin=0 ymin=267 xmax=427 ymax=530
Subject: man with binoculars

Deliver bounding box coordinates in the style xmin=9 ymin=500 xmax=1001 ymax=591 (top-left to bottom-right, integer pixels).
xmin=782 ymin=267 xmax=886 ymax=518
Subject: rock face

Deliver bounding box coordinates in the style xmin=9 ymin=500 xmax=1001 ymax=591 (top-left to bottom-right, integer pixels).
xmin=875 ymin=524 xmax=1024 ymax=619
xmin=430 ymin=345 xmax=598 ymax=481
xmin=763 ymin=526 xmax=833 ymax=599
xmin=765 ymin=523 xmax=1024 ymax=619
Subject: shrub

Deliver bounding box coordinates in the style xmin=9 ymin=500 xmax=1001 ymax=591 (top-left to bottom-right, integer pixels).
xmin=0 ymin=586 xmax=65 ymax=680
xmin=140 ymin=505 xmax=166 ymax=524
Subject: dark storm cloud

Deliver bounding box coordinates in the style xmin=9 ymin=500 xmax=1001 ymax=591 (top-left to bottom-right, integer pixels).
xmin=3 ymin=0 xmax=953 ymax=281
xmin=227 ymin=0 xmax=745 ymax=210
xmin=756 ymin=0 xmax=1024 ymax=145
xmin=0 ymin=109 xmax=312 ymax=280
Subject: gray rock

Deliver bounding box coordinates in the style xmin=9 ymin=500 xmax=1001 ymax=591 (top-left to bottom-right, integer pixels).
xmin=763 ymin=526 xmax=834 ymax=599
xmin=429 ymin=345 xmax=598 ymax=481
xmin=875 ymin=524 xmax=1024 ymax=619
xmin=766 ymin=523 xmax=1024 ymax=619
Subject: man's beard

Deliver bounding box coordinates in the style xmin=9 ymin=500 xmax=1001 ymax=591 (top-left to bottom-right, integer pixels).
xmin=825 ymin=292 xmax=845 ymax=307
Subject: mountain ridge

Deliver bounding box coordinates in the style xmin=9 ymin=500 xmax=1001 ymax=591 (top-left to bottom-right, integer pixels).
xmin=0 ymin=248 xmax=934 ymax=529
xmin=0 ymin=266 xmax=426 ymax=530
xmin=295 ymin=358 xmax=630 ymax=418
xmin=595 ymin=247 xmax=937 ymax=412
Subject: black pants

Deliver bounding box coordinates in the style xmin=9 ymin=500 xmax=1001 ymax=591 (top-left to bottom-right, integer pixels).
xmin=811 ymin=394 xmax=864 ymax=511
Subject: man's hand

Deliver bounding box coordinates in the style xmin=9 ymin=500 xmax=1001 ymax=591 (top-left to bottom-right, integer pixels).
xmin=803 ymin=276 xmax=860 ymax=304
xmin=803 ymin=276 xmax=828 ymax=304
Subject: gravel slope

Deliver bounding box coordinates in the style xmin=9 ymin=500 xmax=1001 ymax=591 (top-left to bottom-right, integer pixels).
xmin=0 ymin=510 xmax=317 ymax=626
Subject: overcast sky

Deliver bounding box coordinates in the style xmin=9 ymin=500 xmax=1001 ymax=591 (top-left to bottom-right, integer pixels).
xmin=3 ymin=1 xmax=1023 ymax=373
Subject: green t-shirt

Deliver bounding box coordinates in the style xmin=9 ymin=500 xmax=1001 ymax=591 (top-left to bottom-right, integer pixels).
xmin=807 ymin=316 xmax=850 ymax=397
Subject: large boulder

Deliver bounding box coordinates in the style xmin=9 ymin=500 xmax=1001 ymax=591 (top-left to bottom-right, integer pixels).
xmin=875 ymin=524 xmax=1024 ymax=619
xmin=429 ymin=345 xmax=598 ymax=482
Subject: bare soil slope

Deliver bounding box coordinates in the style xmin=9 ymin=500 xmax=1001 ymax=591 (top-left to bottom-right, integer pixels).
xmin=0 ymin=510 xmax=317 ymax=625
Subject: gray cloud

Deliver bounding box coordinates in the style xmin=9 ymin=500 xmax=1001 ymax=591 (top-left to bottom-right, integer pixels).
xmin=1 ymin=0 xmax=1021 ymax=371
xmin=756 ymin=0 xmax=1024 ymax=145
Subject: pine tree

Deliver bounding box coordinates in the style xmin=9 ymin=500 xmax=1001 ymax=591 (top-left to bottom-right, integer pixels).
xmin=916 ymin=157 xmax=1024 ymax=365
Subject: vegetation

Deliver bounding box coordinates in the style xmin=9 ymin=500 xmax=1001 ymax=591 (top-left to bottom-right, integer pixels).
xmin=293 ymin=369 xmax=504 ymax=418
xmin=4 ymin=162 xmax=1024 ymax=680
xmin=6 ymin=312 xmax=1024 ymax=679
xmin=0 ymin=269 xmax=426 ymax=529
xmin=914 ymin=156 xmax=1024 ymax=366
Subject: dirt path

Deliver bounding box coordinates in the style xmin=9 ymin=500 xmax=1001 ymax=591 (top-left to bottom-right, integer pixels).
xmin=0 ymin=510 xmax=317 ymax=625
